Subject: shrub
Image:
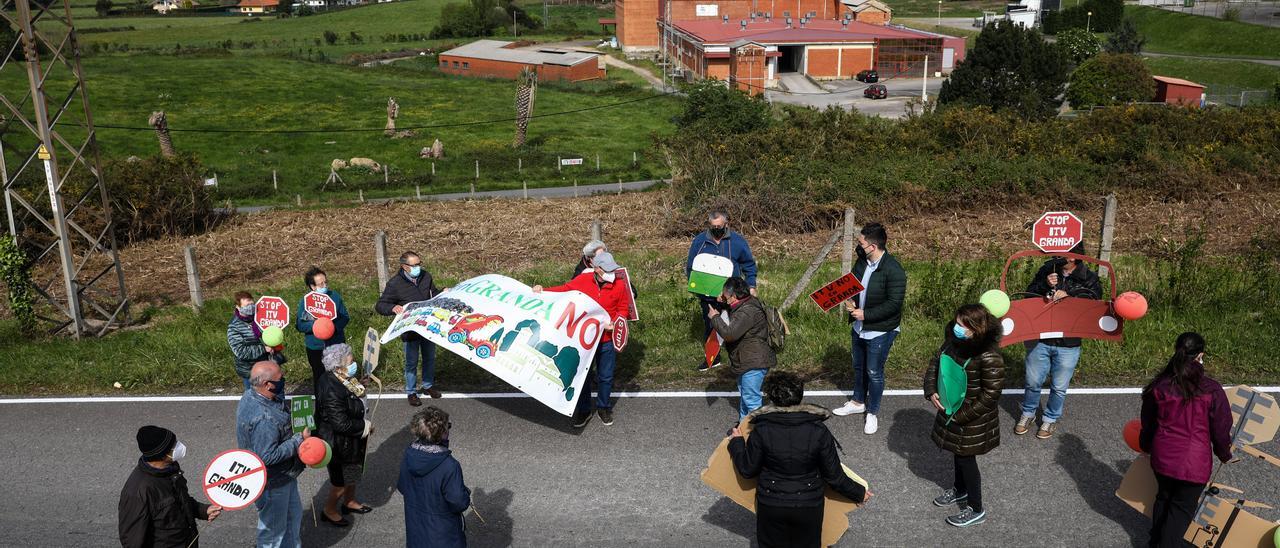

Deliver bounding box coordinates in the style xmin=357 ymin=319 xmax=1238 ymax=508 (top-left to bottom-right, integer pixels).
xmin=0 ymin=236 xmax=36 ymax=336
xmin=95 ymin=0 xmax=113 ymax=17
xmin=673 ymin=79 xmax=771 ymax=134
xmin=1105 ymin=18 xmax=1146 ymax=54
xmin=429 ymin=0 xmax=538 ymax=39
xmin=1066 ymin=53 xmax=1155 ymax=108
xmin=1223 ymin=6 xmax=1240 ymax=21
xmin=101 ymin=154 xmax=222 ymax=244
xmin=323 ymin=30 xmax=338 ymax=45
xmin=1056 ymin=28 xmax=1102 ymax=65
xmin=1042 ymin=0 xmax=1123 ymax=34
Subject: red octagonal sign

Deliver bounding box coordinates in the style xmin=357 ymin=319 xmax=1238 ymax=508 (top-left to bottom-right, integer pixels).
xmin=254 ymin=296 xmax=291 ymax=330
xmin=1032 ymin=211 xmax=1084 ymax=254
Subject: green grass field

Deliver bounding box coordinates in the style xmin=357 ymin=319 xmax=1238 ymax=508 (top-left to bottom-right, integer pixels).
xmin=1143 ymin=56 xmax=1280 ymax=92
xmin=884 ymin=0 xmax=1004 ymax=18
xmin=1128 ymin=5 xmax=1280 ymax=58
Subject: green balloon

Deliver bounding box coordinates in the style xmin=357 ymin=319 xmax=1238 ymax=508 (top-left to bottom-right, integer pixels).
xmin=1273 ymin=523 xmax=1279 ymax=548
xmin=310 ymin=439 xmax=332 ymax=469
xmin=261 ymin=326 xmax=284 ymax=347
xmin=980 ymin=289 xmax=1011 ymax=318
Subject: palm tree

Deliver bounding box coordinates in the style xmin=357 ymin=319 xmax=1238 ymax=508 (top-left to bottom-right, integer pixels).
xmin=513 ymin=67 xmax=537 ymax=148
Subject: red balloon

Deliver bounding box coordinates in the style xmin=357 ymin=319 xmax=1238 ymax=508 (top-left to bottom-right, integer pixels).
xmin=313 ymin=317 xmax=335 ymax=340
xmin=299 ymin=437 xmax=329 ymax=466
xmin=1115 ymin=291 xmax=1148 ymax=321
xmin=1123 ymin=419 xmax=1143 ymax=453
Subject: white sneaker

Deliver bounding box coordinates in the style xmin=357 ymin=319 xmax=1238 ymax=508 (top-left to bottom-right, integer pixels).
xmin=864 ymin=414 xmax=879 ymax=434
xmin=833 ymin=400 xmax=867 ymax=416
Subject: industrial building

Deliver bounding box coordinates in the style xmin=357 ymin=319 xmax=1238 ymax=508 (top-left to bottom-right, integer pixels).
xmin=438 ymin=40 xmax=606 ymax=82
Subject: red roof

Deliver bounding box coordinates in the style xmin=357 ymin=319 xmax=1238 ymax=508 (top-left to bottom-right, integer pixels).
xmin=1152 ymin=75 xmax=1205 ymax=89
xmin=238 ymin=0 xmax=278 ymax=6
xmin=672 ymin=18 xmax=929 ymax=45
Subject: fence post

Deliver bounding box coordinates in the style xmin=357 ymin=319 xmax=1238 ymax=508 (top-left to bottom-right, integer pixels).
xmin=1098 ymin=194 xmax=1117 ymax=280
xmin=374 ymin=231 xmax=388 ymax=292
xmin=470 ymin=182 xmax=476 ymax=196
xmin=183 ymin=245 xmax=203 ymax=309
xmin=595 ymin=154 xmax=600 ymax=171
xmin=523 ymin=181 xmax=529 ymax=199
xmin=841 ymin=208 xmax=856 ymax=274
xmin=431 ymin=162 xmax=435 ymax=176
xmin=618 ymin=178 xmax=623 ymax=195
xmin=475 ymin=160 xmax=479 ymax=179
xmin=384 ymin=167 xmax=389 ymax=185
xmin=590 ymin=220 xmax=602 ymax=241
xmin=573 ymin=179 xmax=579 ymax=197
xmin=557 ymin=156 xmax=562 ymax=173
xmin=272 ymin=170 xmax=277 ymax=191
xmin=632 ymin=151 xmax=637 ymax=166
xmin=358 ymin=189 xmax=364 ymax=203
xmin=518 ymin=158 xmax=522 ymax=173
xmin=295 ymin=194 xmax=302 ymax=207
xmin=415 ymin=184 xmax=422 ymax=200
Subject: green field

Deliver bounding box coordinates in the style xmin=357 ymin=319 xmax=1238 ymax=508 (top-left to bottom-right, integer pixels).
xmin=1128 ymin=5 xmax=1280 ymax=58
xmin=1144 ymin=56 xmax=1280 ymax=92
xmin=883 ymin=0 xmax=1004 ymax=18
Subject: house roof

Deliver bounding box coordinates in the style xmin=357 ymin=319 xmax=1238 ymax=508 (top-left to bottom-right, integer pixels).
xmin=672 ymin=18 xmax=933 ymax=45
xmin=238 ymin=0 xmax=278 ymax=7
xmin=440 ymin=39 xmax=600 ymax=67
xmin=841 ymin=0 xmax=891 ymax=13
xmin=1152 ymin=75 xmax=1205 ymax=89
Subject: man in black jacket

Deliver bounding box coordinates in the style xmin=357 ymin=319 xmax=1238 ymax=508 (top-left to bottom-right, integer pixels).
xmin=376 ymin=251 xmax=443 ymax=406
xmin=118 ymin=425 xmax=221 ymax=548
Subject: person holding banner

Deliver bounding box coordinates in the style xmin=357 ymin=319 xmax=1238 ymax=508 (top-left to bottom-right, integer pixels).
xmin=237 ymin=360 xmax=308 ymax=548
xmin=686 ymin=209 xmax=758 ymax=372
xmin=376 ymin=251 xmax=444 ymax=406
xmin=1139 ymin=332 xmax=1233 ymax=547
xmin=118 ymin=425 xmax=221 ymax=548
xmin=228 ymin=291 xmax=285 ymax=391
xmin=398 ymin=407 xmax=471 ymax=548
xmin=922 ymin=304 xmax=1004 ymax=528
xmin=316 ymin=343 xmax=374 ymax=527
xmin=535 ymin=251 xmax=631 ymax=427
xmin=296 ymin=267 xmax=350 ymax=393
xmin=709 ymin=277 xmax=775 ymax=421
xmin=572 ymin=239 xmax=607 ymax=278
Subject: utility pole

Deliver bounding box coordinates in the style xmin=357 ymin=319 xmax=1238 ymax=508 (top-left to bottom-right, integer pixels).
xmin=921 ymin=55 xmax=929 ymax=101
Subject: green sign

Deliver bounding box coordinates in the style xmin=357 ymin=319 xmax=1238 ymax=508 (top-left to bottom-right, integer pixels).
xmin=290 ymin=395 xmax=316 ymax=434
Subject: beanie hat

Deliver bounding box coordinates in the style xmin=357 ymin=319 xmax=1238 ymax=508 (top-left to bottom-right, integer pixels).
xmin=136 ymin=425 xmax=176 ymax=460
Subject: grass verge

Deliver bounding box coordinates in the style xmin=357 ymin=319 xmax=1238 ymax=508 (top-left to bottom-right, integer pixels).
xmin=1143 ymin=56 xmax=1280 ymax=91
xmin=1128 ymin=5 xmax=1280 ymax=59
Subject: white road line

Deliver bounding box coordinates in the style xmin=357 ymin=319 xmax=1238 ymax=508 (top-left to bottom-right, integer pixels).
xmin=2 ymin=387 xmax=1277 ymax=404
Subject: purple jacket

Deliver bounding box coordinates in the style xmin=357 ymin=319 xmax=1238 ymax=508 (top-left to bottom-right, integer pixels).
xmin=1139 ymin=365 xmax=1233 ymax=484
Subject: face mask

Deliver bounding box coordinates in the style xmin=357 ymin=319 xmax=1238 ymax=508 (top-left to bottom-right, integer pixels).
xmin=709 ymin=227 xmax=727 ymax=239
xmin=952 ymin=323 xmax=969 ymax=340
xmin=170 ymin=441 xmax=187 ymax=462
xmin=238 ymin=304 xmax=255 ymax=316
xmin=315 ymin=287 xmax=329 ymax=295
xmin=856 ymin=245 xmax=868 ymax=260
xmin=346 ymin=362 xmax=359 ymax=377
xmin=268 ymin=378 xmax=286 ymax=400
xmin=408 ymin=265 xmax=422 ymax=278
xmin=598 ymin=271 xmax=616 ymax=283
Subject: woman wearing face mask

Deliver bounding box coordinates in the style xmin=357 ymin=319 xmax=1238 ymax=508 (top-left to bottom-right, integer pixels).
xmin=118 ymin=425 xmax=222 ymax=547
xmin=296 ymin=267 xmax=351 ymax=393
xmin=922 ymin=303 xmax=1005 ymax=528
xmin=1140 ymin=332 xmax=1233 ymax=547
xmin=228 ymin=291 xmax=286 ymax=391
xmin=315 ymin=343 xmax=374 ymax=526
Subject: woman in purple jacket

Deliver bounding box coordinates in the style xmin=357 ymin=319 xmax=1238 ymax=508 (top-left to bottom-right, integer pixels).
xmin=1139 ymin=332 xmax=1233 ymax=548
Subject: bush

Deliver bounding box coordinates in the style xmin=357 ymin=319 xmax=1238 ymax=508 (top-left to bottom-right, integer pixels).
xmin=1066 ymin=53 xmax=1155 ymax=108
xmin=1042 ymin=0 xmax=1124 ymax=34
xmin=429 ymin=0 xmax=538 ymax=39
xmin=0 ymin=236 xmax=36 ymax=336
xmin=1056 ymin=28 xmax=1102 ymax=65
xmin=673 ymin=79 xmax=771 ymax=134
xmin=939 ymin=20 xmax=1069 ymax=120
xmin=102 ymin=154 xmax=222 ymax=245
xmin=323 ymin=30 xmax=338 ymax=45
xmin=1223 ymin=6 xmax=1240 ymax=21
xmin=95 ymin=0 xmax=113 ymax=17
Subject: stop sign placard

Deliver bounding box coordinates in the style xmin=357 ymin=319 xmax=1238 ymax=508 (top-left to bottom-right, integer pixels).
xmin=1032 ymin=211 xmax=1084 ymax=254
xmin=254 ymin=296 xmax=290 ymax=330
xmin=303 ymin=291 xmax=337 ymax=320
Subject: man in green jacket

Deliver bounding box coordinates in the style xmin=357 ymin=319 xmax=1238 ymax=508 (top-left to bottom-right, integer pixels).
xmin=833 ymin=223 xmax=907 ymax=435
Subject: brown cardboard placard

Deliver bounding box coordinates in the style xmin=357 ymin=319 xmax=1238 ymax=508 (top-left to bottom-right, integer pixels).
xmin=1187 ymin=493 xmax=1280 ymax=547
xmin=1225 ymin=385 xmax=1280 ymax=446
xmin=1116 ymin=454 xmax=1158 ymax=518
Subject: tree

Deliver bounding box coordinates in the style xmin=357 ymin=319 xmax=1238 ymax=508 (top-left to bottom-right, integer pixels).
xmin=1066 ymin=53 xmax=1155 ymax=108
xmin=95 ymin=0 xmax=113 ymax=16
xmin=429 ymin=0 xmax=537 ymax=39
xmin=939 ymin=20 xmax=1070 ymax=120
xmin=1041 ymin=0 xmax=1123 ymax=34
xmin=1056 ymin=28 xmax=1102 ymax=65
xmin=1105 ymin=18 xmax=1146 ymax=54
xmin=322 ymin=30 xmax=338 ymax=45
xmin=276 ymin=0 xmax=292 ymax=16
xmin=674 ymin=79 xmax=772 ymax=134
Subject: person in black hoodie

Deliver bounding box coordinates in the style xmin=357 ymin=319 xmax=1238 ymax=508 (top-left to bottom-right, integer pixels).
xmin=118 ymin=426 xmax=221 ymax=548
xmin=375 ymin=251 xmax=444 ymax=405
xmin=727 ymin=371 xmax=870 ymax=548
xmin=397 ymin=406 xmax=471 ymax=548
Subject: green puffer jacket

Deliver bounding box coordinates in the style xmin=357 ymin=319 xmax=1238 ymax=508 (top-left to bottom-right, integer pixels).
xmin=850 ymin=252 xmax=907 ymax=333
xmin=922 ymin=322 xmax=1005 ymax=457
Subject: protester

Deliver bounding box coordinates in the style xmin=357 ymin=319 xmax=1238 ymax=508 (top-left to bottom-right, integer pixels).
xmin=727 ymin=371 xmax=869 ymax=548
xmin=296 ymin=266 xmax=350 ymax=393
xmin=922 ymin=304 xmax=1005 ymax=528
xmin=709 ymin=277 xmax=776 ymax=421
xmin=572 ymin=239 xmax=607 ymax=278
xmin=1140 ymin=332 xmax=1233 ymax=547
xmin=398 ymin=406 xmax=471 ymax=548
xmin=237 ymin=360 xmax=307 ymax=548
xmin=686 ymin=208 xmax=758 ymax=372
xmin=534 ymin=252 xmax=631 ymax=427
xmin=118 ymin=426 xmax=221 ymax=548
xmin=376 ymin=251 xmax=443 ymax=406
xmin=833 ymin=223 xmax=907 ymax=436
xmin=1017 ymin=242 xmax=1101 ymax=439
xmin=228 ymin=291 xmax=285 ymax=391
xmin=316 ymin=344 xmax=374 ymax=527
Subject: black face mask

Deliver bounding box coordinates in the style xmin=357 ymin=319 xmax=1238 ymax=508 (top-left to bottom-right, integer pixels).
xmin=269 ymin=378 xmax=286 ymax=401
xmin=856 ymin=245 xmax=868 ymax=260
xmin=709 ymin=226 xmax=727 ymax=239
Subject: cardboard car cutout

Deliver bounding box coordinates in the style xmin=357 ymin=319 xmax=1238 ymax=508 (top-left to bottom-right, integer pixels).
xmin=996 ymin=249 xmax=1125 ymax=347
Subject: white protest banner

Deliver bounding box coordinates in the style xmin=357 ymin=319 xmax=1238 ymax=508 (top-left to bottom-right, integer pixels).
xmin=202 ymin=449 xmax=266 ymax=510
xmin=379 ymin=274 xmax=610 ymax=416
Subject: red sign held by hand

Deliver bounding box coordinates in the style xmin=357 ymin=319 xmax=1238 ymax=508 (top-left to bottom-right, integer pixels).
xmin=809 ymin=273 xmax=866 ymax=313
xmin=254 ymin=296 xmax=290 ymax=330
xmin=1032 ymin=211 xmax=1084 ymax=254
xmin=303 ymin=291 xmax=337 ymax=320
xmin=612 ymin=317 xmax=628 ymax=352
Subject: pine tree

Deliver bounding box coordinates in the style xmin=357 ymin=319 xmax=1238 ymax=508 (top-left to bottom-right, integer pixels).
xmin=1105 ymin=18 xmax=1145 ymax=55
xmin=938 ymin=20 xmax=1069 ymax=119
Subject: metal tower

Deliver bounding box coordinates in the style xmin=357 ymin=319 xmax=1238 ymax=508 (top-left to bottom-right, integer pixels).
xmin=0 ymin=0 xmax=128 ymax=338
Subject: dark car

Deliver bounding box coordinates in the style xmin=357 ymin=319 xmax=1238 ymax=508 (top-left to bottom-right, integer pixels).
xmin=856 ymin=69 xmax=879 ymax=83
xmin=863 ymin=84 xmax=887 ymax=99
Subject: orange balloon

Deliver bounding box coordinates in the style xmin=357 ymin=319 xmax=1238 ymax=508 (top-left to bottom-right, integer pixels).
xmin=313 ymin=317 xmax=335 ymax=340
xmin=299 ymin=436 xmax=330 ymax=466
xmin=1123 ymin=419 xmax=1143 ymax=453
xmin=1115 ymin=291 xmax=1148 ymax=321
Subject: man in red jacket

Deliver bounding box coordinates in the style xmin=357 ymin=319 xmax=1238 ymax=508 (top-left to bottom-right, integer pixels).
xmin=535 ymin=252 xmax=631 ymax=428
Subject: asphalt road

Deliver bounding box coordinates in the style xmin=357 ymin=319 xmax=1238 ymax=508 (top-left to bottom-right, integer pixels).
xmin=4 ymin=392 xmax=1278 ymax=547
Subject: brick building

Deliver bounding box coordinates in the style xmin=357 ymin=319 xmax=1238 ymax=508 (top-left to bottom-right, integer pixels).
xmin=438 ymin=40 xmax=606 ymax=82
xmin=1152 ymin=75 xmax=1205 ymax=108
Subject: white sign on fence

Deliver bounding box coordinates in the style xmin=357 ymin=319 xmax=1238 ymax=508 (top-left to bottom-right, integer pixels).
xmin=560 ymin=158 xmax=583 ymax=166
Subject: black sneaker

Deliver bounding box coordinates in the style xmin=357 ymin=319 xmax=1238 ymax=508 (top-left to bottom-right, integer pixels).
xmin=946 ymin=506 xmax=987 ymax=527
xmin=571 ymin=410 xmax=592 ymax=428
xmin=408 ymin=393 xmax=422 ymax=407
xmin=933 ymin=488 xmax=968 ymax=507
xmin=697 ymin=360 xmax=721 ymax=372
xmin=598 ymin=408 xmax=614 ymax=425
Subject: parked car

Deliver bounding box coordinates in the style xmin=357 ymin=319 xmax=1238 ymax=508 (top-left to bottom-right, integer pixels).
xmin=863 ymin=84 xmax=887 ymax=99
xmin=856 ymin=69 xmax=879 ymax=83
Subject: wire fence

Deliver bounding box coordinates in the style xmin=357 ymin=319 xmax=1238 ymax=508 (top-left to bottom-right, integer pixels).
xmin=1203 ymin=84 xmax=1277 ymax=107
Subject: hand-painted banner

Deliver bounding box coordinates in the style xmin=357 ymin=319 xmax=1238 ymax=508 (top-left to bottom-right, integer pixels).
xmin=379 ymin=274 xmax=610 ymax=416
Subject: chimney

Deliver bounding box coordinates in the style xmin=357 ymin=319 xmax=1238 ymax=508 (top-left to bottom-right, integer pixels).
xmin=764 ymin=12 xmax=771 ymax=20
xmin=799 ymin=18 xmax=806 ymax=27
xmin=740 ymin=19 xmax=747 ymax=29
xmin=723 ymin=14 xmax=729 ymax=23
xmin=785 ymin=16 xmax=792 ymax=27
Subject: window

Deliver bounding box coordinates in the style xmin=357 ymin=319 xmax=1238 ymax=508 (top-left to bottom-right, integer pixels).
xmin=452 ymin=61 xmax=459 ymax=68
xmin=440 ymin=60 xmax=447 ymax=67
xmin=462 ymin=62 xmax=469 ymax=69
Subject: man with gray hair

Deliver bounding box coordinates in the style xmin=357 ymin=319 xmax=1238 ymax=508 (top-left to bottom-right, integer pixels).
xmin=686 ymin=208 xmax=758 ymax=372
xmin=376 ymin=250 xmax=443 ymax=406
xmin=236 ymin=360 xmax=307 ymax=547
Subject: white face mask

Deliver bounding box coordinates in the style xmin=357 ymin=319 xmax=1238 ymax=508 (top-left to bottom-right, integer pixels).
xmin=170 ymin=441 xmax=187 ymax=462
xmin=599 ymin=272 xmax=616 ymax=283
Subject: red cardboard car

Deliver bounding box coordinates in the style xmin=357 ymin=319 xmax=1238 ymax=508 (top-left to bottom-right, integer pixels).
xmin=997 ymin=249 xmax=1125 ymax=347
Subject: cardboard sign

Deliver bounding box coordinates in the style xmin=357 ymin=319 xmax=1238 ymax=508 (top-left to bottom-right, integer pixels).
xmin=1032 ymin=211 xmax=1083 ymax=253
xmin=1225 ymin=385 xmax=1279 ymax=446
xmin=362 ymin=327 xmax=381 ymax=378
xmin=612 ymin=317 xmax=628 ymax=352
xmin=303 ymin=291 xmax=338 ymax=321
xmin=202 ymin=449 xmax=266 ymax=510
xmin=689 ymin=253 xmax=734 ymax=298
xmin=701 ymin=416 xmax=868 ymax=547
xmin=254 ymin=296 xmax=290 ymax=330
xmin=617 ymin=268 xmax=639 ymax=322
xmin=809 ymin=273 xmax=865 ymax=312
xmin=289 ymin=395 xmax=316 ymax=434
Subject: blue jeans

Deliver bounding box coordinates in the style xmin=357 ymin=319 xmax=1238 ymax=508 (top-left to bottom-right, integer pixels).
xmin=738 ymin=368 xmax=766 ymax=420
xmin=1021 ymin=342 xmax=1082 ymax=423
xmin=404 ymin=339 xmax=437 ymax=394
xmin=851 ymin=330 xmax=898 ymax=414
xmin=575 ymin=342 xmax=616 ymax=415
xmin=254 ymin=479 xmax=302 ymax=548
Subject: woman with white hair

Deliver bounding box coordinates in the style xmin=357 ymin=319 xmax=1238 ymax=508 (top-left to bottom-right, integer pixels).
xmin=315 ymin=343 xmax=374 ymax=526
xmin=572 ymin=239 xmax=608 ymax=279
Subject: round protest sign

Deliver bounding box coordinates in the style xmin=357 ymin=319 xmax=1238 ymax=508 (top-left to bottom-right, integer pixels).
xmin=202 ymin=449 xmax=267 ymax=510
xmin=612 ymin=317 xmax=628 ymax=352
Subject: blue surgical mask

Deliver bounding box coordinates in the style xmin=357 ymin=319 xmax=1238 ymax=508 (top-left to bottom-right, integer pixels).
xmin=316 ymin=287 xmax=329 ymax=295
xmin=952 ymin=323 xmax=969 ymax=340
xmin=346 ymin=362 xmax=358 ymax=377
xmin=408 ymin=265 xmax=422 ymax=278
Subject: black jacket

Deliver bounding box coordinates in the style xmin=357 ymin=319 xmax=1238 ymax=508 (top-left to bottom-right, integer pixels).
xmin=316 ymin=372 xmax=369 ymax=467
xmin=711 ymin=297 xmax=776 ymax=376
xmin=1024 ymin=259 xmax=1102 ymax=347
xmin=848 ymin=250 xmax=908 ymax=333
xmin=375 ymin=269 xmax=440 ymax=341
xmin=923 ymin=322 xmax=1005 ymax=457
xmin=728 ymin=404 xmax=867 ymax=508
xmin=117 ymin=459 xmax=210 ymax=548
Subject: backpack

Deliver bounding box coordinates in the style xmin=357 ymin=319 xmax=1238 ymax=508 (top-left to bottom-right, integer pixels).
xmin=761 ymin=301 xmax=789 ymax=352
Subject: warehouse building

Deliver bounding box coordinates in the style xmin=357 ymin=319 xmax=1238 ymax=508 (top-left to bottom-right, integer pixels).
xmin=438 ymin=40 xmax=606 ymax=82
